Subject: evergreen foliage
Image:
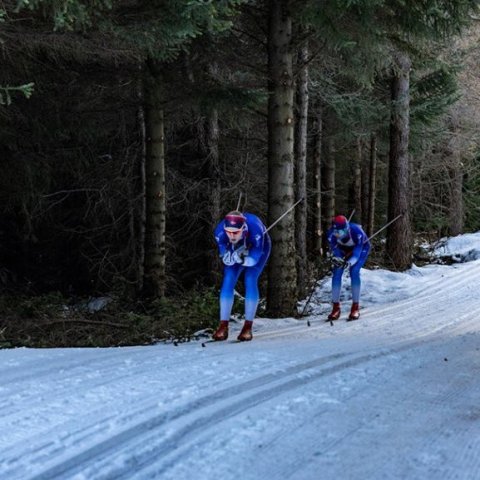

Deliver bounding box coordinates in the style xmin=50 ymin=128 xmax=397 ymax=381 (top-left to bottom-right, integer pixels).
xmin=411 ymin=65 xmax=460 ymax=127
xmin=15 ymin=0 xmax=113 ymax=31
xmin=0 ymin=0 xmax=479 ymax=342
xmin=0 ymin=83 xmax=35 ymax=105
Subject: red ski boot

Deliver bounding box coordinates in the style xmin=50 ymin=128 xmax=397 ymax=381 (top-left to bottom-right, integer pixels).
xmin=212 ymin=320 xmax=229 ymax=341
xmin=327 ymin=303 xmax=341 ymax=321
xmin=237 ymin=320 xmax=253 ymax=342
xmin=348 ymin=303 xmax=360 ymax=321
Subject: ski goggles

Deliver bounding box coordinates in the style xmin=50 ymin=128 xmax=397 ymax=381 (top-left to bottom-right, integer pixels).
xmin=334 ymin=227 xmax=349 ymax=237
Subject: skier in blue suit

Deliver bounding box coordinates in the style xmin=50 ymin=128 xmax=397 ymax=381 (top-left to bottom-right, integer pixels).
xmin=213 ymin=211 xmax=271 ymax=341
xmin=326 ymin=215 xmax=370 ymax=321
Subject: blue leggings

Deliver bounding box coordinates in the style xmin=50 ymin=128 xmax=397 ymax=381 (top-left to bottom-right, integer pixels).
xmin=220 ymin=250 xmax=270 ymax=321
xmin=332 ymin=246 xmax=370 ymax=303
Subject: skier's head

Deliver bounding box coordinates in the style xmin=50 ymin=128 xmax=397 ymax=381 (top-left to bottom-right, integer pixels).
xmin=332 ymin=215 xmax=350 ymax=239
xmin=224 ymin=211 xmax=246 ymax=244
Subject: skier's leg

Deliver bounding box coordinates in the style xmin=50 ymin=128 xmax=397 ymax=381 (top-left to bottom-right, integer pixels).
xmin=239 ymin=247 xmax=270 ymax=341
xmin=219 ymin=265 xmax=243 ymax=319
xmin=331 ymin=267 xmax=344 ymax=303
xmin=214 ymin=265 xmax=243 ymax=340
xmin=350 ymin=246 xmax=370 ymax=303
xmin=244 ymin=251 xmax=269 ymax=318
xmin=327 ymin=267 xmax=344 ymax=320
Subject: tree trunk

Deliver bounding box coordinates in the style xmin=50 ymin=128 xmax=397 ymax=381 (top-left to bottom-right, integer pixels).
xmin=322 ymin=137 xmax=335 ymax=240
xmin=294 ymin=41 xmax=309 ymax=298
xmin=361 ymin=138 xmax=370 ymax=226
xmin=351 ymin=136 xmax=362 ymax=223
xmin=448 ymin=136 xmax=464 ymax=236
xmin=313 ymin=105 xmax=323 ymax=256
xmin=207 ymin=110 xmax=221 ymax=229
xmin=386 ymin=51 xmax=412 ymax=270
xmin=136 ymin=76 xmax=147 ymax=294
xmin=367 ymin=133 xmax=377 ymax=238
xmin=184 ymin=54 xmax=222 ymax=283
xmin=448 ymin=165 xmax=463 ymax=236
xmin=267 ymin=0 xmax=297 ymax=316
xmin=143 ymin=71 xmax=167 ymax=297
xmin=205 ymin=106 xmax=222 ymax=281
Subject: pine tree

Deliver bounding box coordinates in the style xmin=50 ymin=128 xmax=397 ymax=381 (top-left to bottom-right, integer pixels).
xmin=266 ymin=0 xmax=297 ymax=316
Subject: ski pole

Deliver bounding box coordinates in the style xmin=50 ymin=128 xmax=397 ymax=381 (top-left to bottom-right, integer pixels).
xmin=264 ymin=197 xmax=305 ymax=235
xmin=300 ymin=281 xmax=317 ymax=324
xmin=365 ymin=214 xmax=403 ymax=243
xmin=236 ymin=192 xmax=243 ymax=211
xmin=299 ymin=274 xmax=331 ymax=325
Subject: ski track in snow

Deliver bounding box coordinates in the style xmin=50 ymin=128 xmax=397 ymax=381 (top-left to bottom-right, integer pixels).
xmin=1 ymin=259 xmax=480 ymax=479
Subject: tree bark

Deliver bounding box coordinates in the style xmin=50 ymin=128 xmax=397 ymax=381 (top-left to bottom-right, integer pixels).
xmin=143 ymin=70 xmax=167 ymax=297
xmin=184 ymin=53 xmax=222 ymax=283
xmin=313 ymin=105 xmax=323 ymax=256
xmin=267 ymin=0 xmax=297 ymax=316
xmin=294 ymin=40 xmax=309 ymax=298
xmin=448 ymin=131 xmax=464 ymax=236
xmin=386 ymin=51 xmax=412 ymax=270
xmin=361 ymin=137 xmax=370 ymax=226
xmin=136 ymin=75 xmax=147 ymax=294
xmin=205 ymin=105 xmax=222 ymax=281
xmin=322 ymin=137 xmax=335 ymax=240
xmin=367 ymin=133 xmax=377 ymax=238
xmin=448 ymin=164 xmax=464 ymax=236
xmin=351 ymin=136 xmax=362 ymax=223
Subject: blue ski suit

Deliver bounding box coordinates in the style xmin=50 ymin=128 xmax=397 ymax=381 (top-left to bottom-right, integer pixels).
xmin=214 ymin=213 xmax=271 ymax=321
xmin=327 ymin=223 xmax=370 ymax=303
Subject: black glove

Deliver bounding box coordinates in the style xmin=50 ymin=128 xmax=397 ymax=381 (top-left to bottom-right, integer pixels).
xmin=331 ymin=256 xmax=347 ymax=269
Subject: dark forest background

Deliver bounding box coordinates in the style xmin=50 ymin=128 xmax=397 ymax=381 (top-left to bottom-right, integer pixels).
xmin=1 ymin=0 xmax=479 ymax=347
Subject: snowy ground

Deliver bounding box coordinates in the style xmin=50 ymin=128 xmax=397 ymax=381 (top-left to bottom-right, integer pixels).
xmin=1 ymin=232 xmax=480 ymax=480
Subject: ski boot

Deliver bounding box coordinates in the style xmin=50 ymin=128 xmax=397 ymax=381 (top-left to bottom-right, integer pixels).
xmin=348 ymin=303 xmax=360 ymax=321
xmin=327 ymin=302 xmax=341 ymax=321
xmin=237 ymin=320 xmax=253 ymax=342
xmin=212 ymin=320 xmax=229 ymax=341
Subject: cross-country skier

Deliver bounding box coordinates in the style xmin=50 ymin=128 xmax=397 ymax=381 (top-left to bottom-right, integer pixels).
xmin=212 ymin=211 xmax=271 ymax=341
xmin=326 ymin=215 xmax=370 ymax=321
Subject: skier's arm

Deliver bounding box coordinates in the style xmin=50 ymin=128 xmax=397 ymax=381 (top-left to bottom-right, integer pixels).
xmin=241 ymin=217 xmax=266 ymax=266
xmin=347 ymin=228 xmax=365 ymax=266
xmin=214 ymin=222 xmax=229 ymax=257
xmin=246 ymin=237 xmax=264 ymax=264
xmin=327 ymin=229 xmax=342 ymax=258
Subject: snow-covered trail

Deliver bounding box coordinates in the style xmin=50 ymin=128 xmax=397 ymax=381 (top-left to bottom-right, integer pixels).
xmin=1 ymin=257 xmax=480 ymax=480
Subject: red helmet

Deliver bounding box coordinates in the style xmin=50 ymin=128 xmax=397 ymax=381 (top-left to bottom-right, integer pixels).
xmin=224 ymin=211 xmax=246 ymax=232
xmin=332 ymin=215 xmax=350 ymax=238
xmin=332 ymin=215 xmax=348 ymax=229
